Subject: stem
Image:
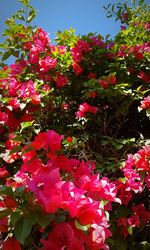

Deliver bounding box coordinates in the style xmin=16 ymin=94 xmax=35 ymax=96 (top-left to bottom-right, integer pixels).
xmin=25 ymin=6 xmax=28 ymax=27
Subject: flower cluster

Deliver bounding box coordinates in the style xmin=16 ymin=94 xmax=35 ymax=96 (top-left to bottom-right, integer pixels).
xmin=0 ymin=1 xmax=150 ymax=249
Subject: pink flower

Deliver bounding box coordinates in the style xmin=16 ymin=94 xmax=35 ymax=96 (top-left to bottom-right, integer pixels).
xmin=33 ymin=28 xmax=50 ymax=50
xmin=7 ymin=78 xmax=21 ymax=97
xmin=145 ymin=174 xmax=150 ymax=188
xmin=144 ymin=22 xmax=150 ymax=31
xmin=9 ymin=98 xmax=20 ymax=109
xmin=0 ymin=111 xmax=8 ymax=125
xmin=76 ymin=102 xmax=98 ymax=118
xmin=9 ymin=60 xmax=27 ymax=76
xmin=39 ymin=56 xmax=57 ymax=72
xmin=55 ymin=73 xmax=68 ymax=87
xmin=28 ymin=47 xmax=39 ymax=64
xmin=72 ymin=62 xmax=83 ymax=75
xmin=140 ymin=96 xmax=150 ymax=109
xmin=127 ymin=214 xmax=140 ymax=227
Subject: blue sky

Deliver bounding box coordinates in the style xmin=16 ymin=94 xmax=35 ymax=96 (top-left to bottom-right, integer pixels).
xmin=0 ymin=0 xmax=123 ymax=43
xmin=0 ymin=0 xmax=149 ymax=43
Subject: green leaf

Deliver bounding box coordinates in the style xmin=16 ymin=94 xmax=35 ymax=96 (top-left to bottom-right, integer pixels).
xmin=37 ymin=213 xmax=55 ymax=228
xmin=19 ymin=0 xmax=29 ymax=6
xmin=0 ymin=209 xmax=11 ymax=219
xmin=127 ymin=226 xmax=133 ymax=235
xmin=2 ymin=51 xmax=11 ymax=61
xmin=10 ymin=146 xmax=22 ymax=154
xmin=75 ymin=220 xmax=90 ymax=231
xmin=20 ymin=120 xmax=34 ymax=132
xmin=16 ymin=14 xmax=25 ymax=21
xmin=27 ymin=9 xmax=36 ymax=23
xmin=0 ymin=186 xmax=13 ymax=196
xmin=14 ymin=217 xmax=33 ymax=245
xmin=139 ymin=0 xmax=144 ymax=5
xmin=10 ymin=212 xmax=22 ymax=226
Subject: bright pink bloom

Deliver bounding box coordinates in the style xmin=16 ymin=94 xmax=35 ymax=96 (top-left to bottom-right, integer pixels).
xmin=76 ymin=102 xmax=98 ymax=118
xmin=9 ymin=98 xmax=20 ymax=109
xmin=39 ymin=56 xmax=57 ymax=72
xmin=145 ymin=174 xmax=150 ymax=188
xmin=0 ymin=111 xmax=8 ymax=124
xmin=7 ymin=78 xmax=21 ymax=97
xmin=33 ymin=28 xmax=50 ymax=50
xmin=31 ymin=130 xmax=64 ymax=152
xmin=140 ymin=96 xmax=150 ymax=109
xmin=9 ymin=60 xmax=27 ymax=76
xmin=28 ymin=47 xmax=39 ymax=64
xmin=22 ymin=149 xmax=37 ymax=163
xmin=90 ymin=224 xmax=112 ymax=249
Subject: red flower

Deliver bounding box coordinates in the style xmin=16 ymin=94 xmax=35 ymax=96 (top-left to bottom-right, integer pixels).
xmin=40 ymin=223 xmax=75 ymax=250
xmin=67 ymin=136 xmax=73 ymax=143
xmin=0 ymin=167 xmax=9 ymax=179
xmin=98 ymin=79 xmax=108 ymax=89
xmin=3 ymin=195 xmax=18 ymax=210
xmin=55 ymin=73 xmax=68 ymax=87
xmin=0 ymin=216 xmax=8 ymax=233
xmin=31 ymin=130 xmax=64 ymax=152
xmin=73 ymin=63 xmax=83 ymax=75
xmin=2 ymin=237 xmax=21 ymax=250
xmin=88 ymin=72 xmax=96 ymax=79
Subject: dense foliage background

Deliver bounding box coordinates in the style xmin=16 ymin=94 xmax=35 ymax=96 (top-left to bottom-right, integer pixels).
xmin=0 ymin=0 xmax=150 ymax=249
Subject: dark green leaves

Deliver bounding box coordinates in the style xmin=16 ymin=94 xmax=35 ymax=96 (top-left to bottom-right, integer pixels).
xmin=19 ymin=0 xmax=30 ymax=6
xmin=14 ymin=217 xmax=33 ymax=245
xmin=27 ymin=8 xmax=36 ymax=23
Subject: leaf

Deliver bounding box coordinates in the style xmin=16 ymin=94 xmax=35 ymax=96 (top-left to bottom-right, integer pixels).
xmin=10 ymin=146 xmax=22 ymax=154
xmin=27 ymin=9 xmax=36 ymax=23
xmin=127 ymin=226 xmax=133 ymax=235
xmin=20 ymin=120 xmax=34 ymax=132
xmin=37 ymin=213 xmax=55 ymax=228
xmin=10 ymin=212 xmax=22 ymax=226
xmin=139 ymin=0 xmax=144 ymax=5
xmin=2 ymin=51 xmax=11 ymax=61
xmin=0 ymin=209 xmax=11 ymax=219
xmin=14 ymin=217 xmax=33 ymax=245
xmin=75 ymin=220 xmax=90 ymax=231
xmin=19 ymin=0 xmax=29 ymax=6
xmin=16 ymin=14 xmax=25 ymax=21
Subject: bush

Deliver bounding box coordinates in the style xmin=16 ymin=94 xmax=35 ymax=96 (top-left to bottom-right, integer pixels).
xmin=0 ymin=0 xmax=150 ymax=249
